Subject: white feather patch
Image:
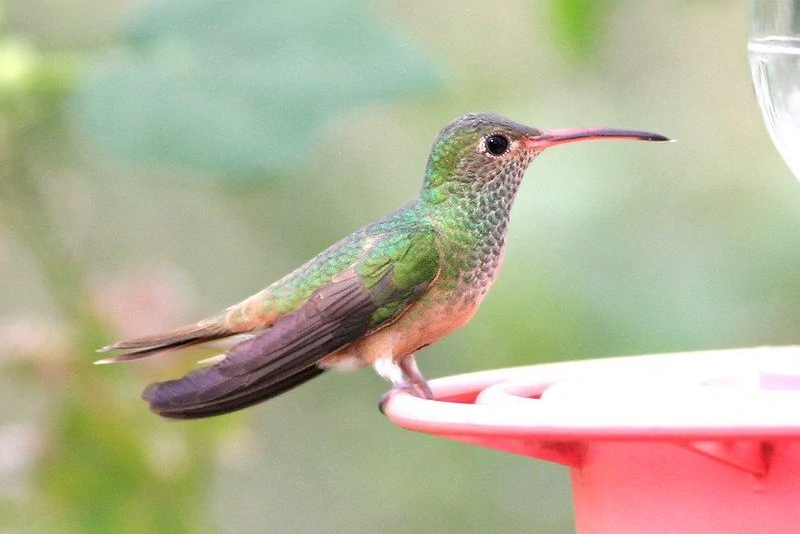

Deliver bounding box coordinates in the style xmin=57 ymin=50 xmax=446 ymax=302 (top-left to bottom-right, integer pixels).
xmin=197 ymin=354 xmax=227 ymax=367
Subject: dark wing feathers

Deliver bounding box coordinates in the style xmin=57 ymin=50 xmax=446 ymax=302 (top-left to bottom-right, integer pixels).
xmin=143 ymin=228 xmax=441 ymax=418
xmin=145 ymin=269 xmax=377 ymax=418
xmin=144 ymin=366 xmax=326 ymax=419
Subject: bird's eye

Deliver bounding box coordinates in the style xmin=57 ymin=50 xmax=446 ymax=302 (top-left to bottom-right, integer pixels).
xmin=485 ymin=134 xmax=510 ymax=156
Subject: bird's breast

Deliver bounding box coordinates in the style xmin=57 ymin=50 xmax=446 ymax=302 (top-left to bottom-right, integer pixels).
xmin=321 ymin=286 xmax=483 ymax=370
xmin=321 ymin=238 xmax=507 ymax=371
xmin=323 ymin=208 xmax=512 ymax=370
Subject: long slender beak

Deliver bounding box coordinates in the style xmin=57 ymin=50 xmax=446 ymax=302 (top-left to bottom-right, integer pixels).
xmin=526 ymin=128 xmax=671 ymax=148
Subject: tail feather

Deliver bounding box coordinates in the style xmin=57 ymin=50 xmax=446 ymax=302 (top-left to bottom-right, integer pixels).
xmin=96 ymin=319 xmax=231 ymax=364
xmin=143 ymin=364 xmax=326 ymax=419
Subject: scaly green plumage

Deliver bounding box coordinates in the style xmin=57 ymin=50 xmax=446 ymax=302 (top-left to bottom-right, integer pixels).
xmin=98 ymin=113 xmax=669 ymax=419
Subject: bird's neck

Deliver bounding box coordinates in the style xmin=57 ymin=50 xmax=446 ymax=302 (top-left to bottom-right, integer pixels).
xmin=423 ymin=170 xmax=525 ymax=242
xmin=420 ymin=171 xmax=526 ymax=298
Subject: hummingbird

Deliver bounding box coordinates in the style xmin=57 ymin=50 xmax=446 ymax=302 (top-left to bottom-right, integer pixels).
xmin=97 ymin=113 xmax=669 ymax=419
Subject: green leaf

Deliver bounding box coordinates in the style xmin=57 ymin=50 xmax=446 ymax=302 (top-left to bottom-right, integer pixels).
xmin=71 ymin=0 xmax=439 ymax=178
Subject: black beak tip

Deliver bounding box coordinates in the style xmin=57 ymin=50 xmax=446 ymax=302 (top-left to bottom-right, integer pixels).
xmin=647 ymin=133 xmax=673 ymax=142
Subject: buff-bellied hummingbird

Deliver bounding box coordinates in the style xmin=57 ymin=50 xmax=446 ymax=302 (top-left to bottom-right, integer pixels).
xmin=97 ymin=113 xmax=670 ymax=419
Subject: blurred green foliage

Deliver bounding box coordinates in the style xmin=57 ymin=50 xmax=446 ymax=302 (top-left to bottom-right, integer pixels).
xmin=1 ymin=6 xmax=226 ymax=533
xmin=2 ymin=0 xmax=798 ymax=533
xmin=73 ymin=0 xmax=440 ymax=177
xmin=549 ymin=0 xmax=610 ymax=59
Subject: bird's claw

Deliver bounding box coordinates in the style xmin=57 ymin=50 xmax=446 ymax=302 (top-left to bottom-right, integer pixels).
xmin=378 ymin=382 xmax=433 ymax=415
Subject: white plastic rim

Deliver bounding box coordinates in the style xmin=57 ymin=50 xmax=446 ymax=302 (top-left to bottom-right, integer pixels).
xmin=383 ymin=346 xmax=800 ymax=440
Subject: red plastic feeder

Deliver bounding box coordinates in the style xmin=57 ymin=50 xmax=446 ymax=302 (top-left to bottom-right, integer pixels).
xmin=382 ymin=346 xmax=800 ymax=534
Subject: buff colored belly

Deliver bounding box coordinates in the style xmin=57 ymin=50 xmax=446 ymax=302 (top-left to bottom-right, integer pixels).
xmin=320 ymin=285 xmax=483 ymax=370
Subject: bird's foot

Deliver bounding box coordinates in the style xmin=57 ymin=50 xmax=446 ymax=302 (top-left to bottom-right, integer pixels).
xmin=378 ymin=381 xmax=433 ymax=415
xmin=413 ymin=378 xmax=434 ymax=401
xmin=374 ymin=354 xmax=434 ymax=415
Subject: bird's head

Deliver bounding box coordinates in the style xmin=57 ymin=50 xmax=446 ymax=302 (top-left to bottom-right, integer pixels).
xmin=421 ymin=113 xmax=669 ymax=204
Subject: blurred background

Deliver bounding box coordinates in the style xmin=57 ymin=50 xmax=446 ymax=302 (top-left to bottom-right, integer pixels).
xmin=2 ymin=0 xmax=798 ymax=532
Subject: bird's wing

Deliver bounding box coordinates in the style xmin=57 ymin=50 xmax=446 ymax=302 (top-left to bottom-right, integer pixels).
xmin=142 ymin=226 xmax=442 ymax=418
xmin=96 ymin=221 xmax=416 ymax=363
